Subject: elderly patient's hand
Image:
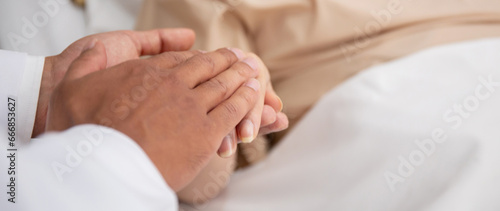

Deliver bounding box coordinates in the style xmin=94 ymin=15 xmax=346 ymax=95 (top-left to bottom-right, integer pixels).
xmin=46 ymin=42 xmax=260 ymax=191
xmin=217 ymin=53 xmax=289 ymax=157
xmin=176 ymin=54 xmax=289 ymax=204
xmin=34 ymin=28 xmax=196 ymax=137
xmin=239 ymin=53 xmax=288 ymax=138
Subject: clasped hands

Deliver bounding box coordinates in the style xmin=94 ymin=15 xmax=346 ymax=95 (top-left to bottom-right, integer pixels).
xmin=34 ymin=28 xmax=288 ymax=191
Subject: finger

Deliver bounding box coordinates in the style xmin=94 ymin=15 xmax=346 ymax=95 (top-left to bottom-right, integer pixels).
xmin=217 ymin=129 xmax=238 ymax=158
xmin=195 ymin=57 xmax=259 ymax=110
xmin=208 ymin=78 xmax=260 ymax=135
xmin=252 ymin=55 xmax=282 ymax=113
xmin=248 ymin=53 xmax=283 ymax=112
xmin=175 ymin=48 xmax=245 ymax=88
xmin=235 ymin=53 xmax=270 ymax=143
xmin=260 ymin=105 xmax=277 ymax=127
xmin=64 ymin=39 xmax=107 ymax=81
xmin=258 ymin=112 xmax=289 ymax=135
xmin=236 ymin=81 xmax=265 ymax=144
xmin=147 ymin=50 xmax=202 ymax=69
xmin=265 ymin=85 xmax=283 ymax=112
xmin=130 ymin=28 xmax=196 ymax=56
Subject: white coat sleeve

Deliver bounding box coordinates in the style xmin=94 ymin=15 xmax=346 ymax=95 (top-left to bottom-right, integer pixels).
xmin=0 ymin=50 xmax=44 ymax=144
xmin=14 ymin=125 xmax=177 ymax=210
xmin=0 ymin=50 xmax=178 ymax=210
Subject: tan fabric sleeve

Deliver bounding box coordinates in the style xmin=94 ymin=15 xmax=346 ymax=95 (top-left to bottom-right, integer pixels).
xmin=137 ymin=0 xmax=254 ymax=52
xmin=137 ymin=0 xmax=500 ymax=143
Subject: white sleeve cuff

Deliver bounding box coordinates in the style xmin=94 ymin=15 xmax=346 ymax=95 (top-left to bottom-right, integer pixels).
xmin=9 ymin=124 xmax=178 ymax=210
xmin=0 ymin=50 xmax=44 ymax=144
xmin=18 ymin=55 xmax=44 ymax=143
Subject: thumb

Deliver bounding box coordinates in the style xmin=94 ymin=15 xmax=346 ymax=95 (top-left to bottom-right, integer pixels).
xmin=64 ymin=39 xmax=107 ymax=81
xmin=134 ymin=28 xmax=196 ymax=56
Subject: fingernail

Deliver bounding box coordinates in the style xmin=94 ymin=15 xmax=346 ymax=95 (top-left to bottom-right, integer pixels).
xmin=240 ymin=119 xmax=255 ymax=143
xmin=198 ymin=50 xmax=208 ymax=54
xmin=228 ymin=48 xmax=245 ymax=60
xmin=277 ymin=96 xmax=283 ymax=112
xmin=219 ymin=134 xmax=234 ymax=158
xmin=244 ymin=78 xmax=260 ymax=92
xmin=242 ymin=57 xmax=258 ymax=71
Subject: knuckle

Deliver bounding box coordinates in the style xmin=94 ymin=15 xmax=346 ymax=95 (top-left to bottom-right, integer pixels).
xmin=203 ymin=77 xmax=229 ymax=100
xmin=163 ymin=71 xmax=183 ymax=88
xmin=211 ymin=77 xmax=229 ymax=96
xmin=240 ymin=89 xmax=256 ymax=105
xmin=236 ymin=64 xmax=252 ymax=77
xmin=196 ymin=54 xmax=215 ymax=69
xmin=217 ymin=48 xmax=237 ymax=66
xmin=222 ymin=102 xmax=239 ymax=117
xmin=166 ymin=52 xmax=187 ymax=65
xmin=150 ymin=52 xmax=184 ymax=67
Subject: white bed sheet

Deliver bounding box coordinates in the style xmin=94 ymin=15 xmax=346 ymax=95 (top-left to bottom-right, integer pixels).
xmin=181 ymin=38 xmax=500 ymax=211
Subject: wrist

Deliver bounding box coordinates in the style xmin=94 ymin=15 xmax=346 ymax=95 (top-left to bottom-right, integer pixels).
xmin=32 ymin=56 xmax=57 ymax=137
xmin=42 ymin=56 xmax=56 ymax=85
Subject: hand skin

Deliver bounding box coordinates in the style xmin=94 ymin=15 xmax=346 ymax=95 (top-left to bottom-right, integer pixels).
xmin=237 ymin=53 xmax=289 ymax=140
xmin=37 ymin=28 xmax=288 ymax=200
xmin=177 ymin=53 xmax=289 ymax=204
xmin=46 ymin=42 xmax=261 ymax=192
xmin=217 ymin=52 xmax=289 ymax=157
xmin=36 ymin=29 xmax=287 ymax=156
xmin=35 ymin=28 xmax=196 ymax=137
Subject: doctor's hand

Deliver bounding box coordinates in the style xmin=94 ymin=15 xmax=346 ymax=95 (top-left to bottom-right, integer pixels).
xmin=46 ymin=41 xmax=260 ymax=191
xmin=34 ymin=28 xmax=196 ymax=137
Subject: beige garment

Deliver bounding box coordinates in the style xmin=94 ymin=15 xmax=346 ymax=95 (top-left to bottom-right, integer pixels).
xmin=137 ymin=0 xmax=500 ymax=143
xmin=72 ymin=0 xmax=85 ymax=7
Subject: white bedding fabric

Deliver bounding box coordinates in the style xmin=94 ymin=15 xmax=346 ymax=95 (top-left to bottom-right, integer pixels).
xmin=181 ymin=38 xmax=500 ymax=211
